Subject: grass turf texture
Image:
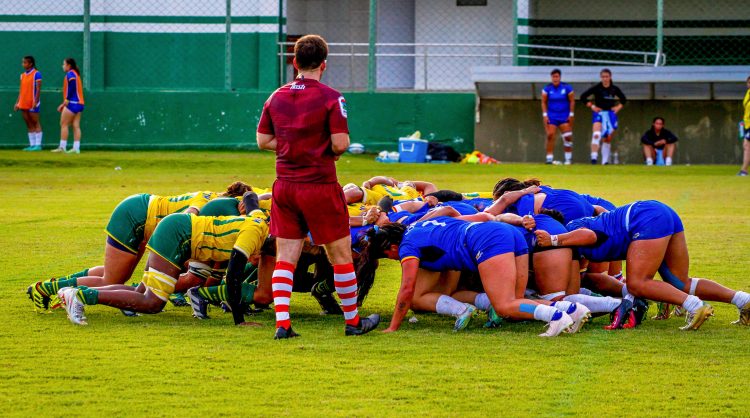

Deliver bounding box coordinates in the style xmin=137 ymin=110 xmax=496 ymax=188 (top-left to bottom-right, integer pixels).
xmin=1 ymin=150 xmax=749 ymax=417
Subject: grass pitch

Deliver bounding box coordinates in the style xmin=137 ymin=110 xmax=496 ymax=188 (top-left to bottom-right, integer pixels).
xmin=1 ymin=150 xmax=749 ymax=417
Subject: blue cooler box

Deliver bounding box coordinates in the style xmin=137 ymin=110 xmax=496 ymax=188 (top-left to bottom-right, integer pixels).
xmin=398 ymin=138 xmax=428 ymax=163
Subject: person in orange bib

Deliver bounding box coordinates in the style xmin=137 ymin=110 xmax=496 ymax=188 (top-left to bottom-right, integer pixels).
xmin=14 ymin=56 xmax=43 ymax=151
xmin=53 ymin=58 xmax=85 ymax=154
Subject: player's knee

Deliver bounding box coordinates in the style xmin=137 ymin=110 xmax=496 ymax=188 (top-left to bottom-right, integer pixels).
xmin=142 ymin=293 xmax=167 ymax=313
xmin=591 ymin=131 xmax=601 ymax=146
xmin=624 ymin=279 xmax=649 ymax=298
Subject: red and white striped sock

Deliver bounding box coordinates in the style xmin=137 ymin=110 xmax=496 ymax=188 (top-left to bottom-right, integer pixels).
xmin=272 ymin=261 xmax=295 ymax=329
xmin=334 ymin=264 xmax=361 ymax=326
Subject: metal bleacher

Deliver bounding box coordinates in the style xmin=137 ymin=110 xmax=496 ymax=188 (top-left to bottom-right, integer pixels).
xmin=471 ymin=66 xmax=750 ymax=101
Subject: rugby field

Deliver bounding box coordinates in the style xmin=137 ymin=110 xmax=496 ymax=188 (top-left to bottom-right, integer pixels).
xmin=1 ymin=150 xmax=749 ymax=417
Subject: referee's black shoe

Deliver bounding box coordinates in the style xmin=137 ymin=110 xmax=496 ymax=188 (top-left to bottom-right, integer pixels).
xmin=345 ymin=314 xmax=381 ymax=336
xmin=274 ymin=326 xmax=300 ymax=340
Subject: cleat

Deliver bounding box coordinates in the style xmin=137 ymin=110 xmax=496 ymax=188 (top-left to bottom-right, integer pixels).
xmin=590 ymin=158 xmax=597 ymax=165
xmin=274 ymin=326 xmax=300 ymax=339
xmin=483 ymin=307 xmax=503 ymax=328
xmin=23 ymin=145 xmax=35 ymax=151
xmin=168 ymin=292 xmax=188 ymax=307
xmin=539 ymin=312 xmax=574 ymax=337
xmin=604 ymin=299 xmax=633 ymax=330
xmin=453 ymin=304 xmax=476 ymax=332
xmin=27 ymin=283 xmax=50 ymax=312
xmin=738 ymin=170 xmax=748 ymax=177
xmin=65 ymin=148 xmax=80 ymax=154
xmin=51 ymin=146 xmax=66 ymax=153
xmin=187 ymin=287 xmax=210 ymax=320
xmin=48 ymin=294 xmax=63 ymax=310
xmin=345 ymin=314 xmax=381 ymax=336
xmin=621 ymin=310 xmax=638 ymax=329
xmin=311 ymin=283 xmax=343 ymax=315
xmin=680 ymin=303 xmax=714 ymax=331
xmin=673 ymin=305 xmax=686 ymax=317
xmin=632 ymin=298 xmax=650 ymax=325
xmin=732 ymin=301 xmax=750 ymax=326
xmin=564 ymin=160 xmax=572 ymax=166
xmin=57 ymin=287 xmax=87 ymax=325
xmin=652 ymin=302 xmax=672 ymax=320
xmin=565 ymin=303 xmax=591 ymax=333
xmin=220 ymin=301 xmax=232 ymax=313
xmin=120 ymin=309 xmax=140 ymax=317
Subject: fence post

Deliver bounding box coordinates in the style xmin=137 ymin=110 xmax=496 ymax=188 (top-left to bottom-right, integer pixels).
xmin=367 ymin=0 xmax=377 ymax=92
xmin=512 ymin=0 xmax=518 ymax=66
xmin=225 ymin=0 xmax=232 ymax=90
xmin=656 ymin=0 xmax=664 ymax=64
xmin=82 ymin=0 xmax=91 ymax=90
xmin=278 ymin=0 xmax=286 ymax=86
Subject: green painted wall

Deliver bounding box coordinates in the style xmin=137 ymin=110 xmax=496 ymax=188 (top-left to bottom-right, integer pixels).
xmin=0 ymin=91 xmax=475 ymax=152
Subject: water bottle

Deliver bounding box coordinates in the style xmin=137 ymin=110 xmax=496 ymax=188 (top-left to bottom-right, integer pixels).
xmin=655 ymin=149 xmax=665 ymax=166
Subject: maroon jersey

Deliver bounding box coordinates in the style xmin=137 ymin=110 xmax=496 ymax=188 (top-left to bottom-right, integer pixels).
xmin=257 ymin=77 xmax=349 ymax=184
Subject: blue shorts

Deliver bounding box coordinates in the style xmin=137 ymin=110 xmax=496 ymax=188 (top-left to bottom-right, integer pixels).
xmin=593 ymin=110 xmax=618 ymax=137
xmin=627 ymin=200 xmax=684 ymax=241
xmin=547 ymin=116 xmax=570 ymax=127
xmin=745 ymin=129 xmax=750 ymax=141
xmin=526 ymin=214 xmax=567 ymax=250
xmin=465 ymin=222 xmax=529 ymax=265
xmin=28 ymin=105 xmax=40 ymax=114
xmin=66 ymin=103 xmax=84 ymax=114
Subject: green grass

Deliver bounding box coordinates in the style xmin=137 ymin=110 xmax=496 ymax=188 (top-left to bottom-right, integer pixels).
xmin=1 ymin=150 xmax=749 ymax=417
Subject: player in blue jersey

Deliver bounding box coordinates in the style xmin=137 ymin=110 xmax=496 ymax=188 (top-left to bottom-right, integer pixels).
xmin=534 ymin=200 xmax=750 ymax=330
xmin=485 ymin=178 xmax=600 ymax=224
xmin=54 ymin=58 xmax=85 ymax=154
xmin=578 ymin=193 xmax=623 ymax=279
xmin=579 ymin=68 xmax=626 ymax=165
xmin=541 ymin=69 xmax=576 ymax=164
xmin=370 ymin=216 xmax=590 ymax=337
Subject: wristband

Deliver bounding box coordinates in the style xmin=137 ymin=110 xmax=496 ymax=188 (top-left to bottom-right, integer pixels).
xmin=550 ymin=235 xmax=559 ymax=247
xmin=569 ymin=112 xmax=574 ymax=117
xmin=542 ymin=112 xmax=548 ymax=117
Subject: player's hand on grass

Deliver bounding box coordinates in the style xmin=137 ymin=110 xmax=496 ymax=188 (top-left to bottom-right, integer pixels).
xmin=534 ymin=230 xmax=552 ymax=247
xmin=382 ymin=327 xmax=398 ymax=333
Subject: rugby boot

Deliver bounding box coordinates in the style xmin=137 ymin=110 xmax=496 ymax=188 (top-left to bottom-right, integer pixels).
xmin=731 ymin=301 xmax=750 ymax=326
xmin=483 ymin=307 xmax=503 ymax=329
xmin=604 ymin=299 xmax=633 ymax=330
xmin=679 ymin=303 xmax=714 ymax=331
xmin=539 ymin=312 xmax=574 ymax=337
xmin=187 ymin=287 xmax=210 ymax=320
xmin=345 ymin=314 xmax=381 ymax=336
xmin=565 ymin=303 xmax=592 ymax=334
xmin=453 ymin=304 xmax=476 ymax=332
xmin=58 ymin=287 xmax=87 ymax=326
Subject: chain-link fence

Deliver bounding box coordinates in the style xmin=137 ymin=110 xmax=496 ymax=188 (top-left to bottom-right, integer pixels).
xmin=0 ymin=0 xmax=284 ymax=91
xmin=282 ymin=0 xmax=750 ymax=92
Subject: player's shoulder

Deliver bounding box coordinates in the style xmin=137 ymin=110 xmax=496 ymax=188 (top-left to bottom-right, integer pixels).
xmin=561 ymin=82 xmax=573 ymax=90
xmin=317 ymin=82 xmax=345 ymax=99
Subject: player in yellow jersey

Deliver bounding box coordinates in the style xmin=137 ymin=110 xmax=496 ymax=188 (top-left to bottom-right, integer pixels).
xmin=57 ymin=196 xmax=270 ymax=325
xmin=343 ymin=176 xmax=437 ymax=206
xmin=739 ymin=75 xmax=750 ymax=176
xmin=27 ymin=182 xmax=252 ymax=312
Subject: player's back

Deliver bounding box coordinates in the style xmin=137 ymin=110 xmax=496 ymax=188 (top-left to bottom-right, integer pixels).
xmin=566 ymin=205 xmax=631 ymax=262
xmin=262 ymin=77 xmax=347 ymax=183
xmin=401 ymin=217 xmax=475 ymax=271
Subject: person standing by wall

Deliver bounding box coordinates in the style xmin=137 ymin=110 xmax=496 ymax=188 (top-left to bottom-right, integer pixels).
xmin=53 ymin=58 xmax=84 ymax=154
xmin=739 ymin=76 xmax=750 ymax=176
xmin=540 ymin=69 xmax=575 ymax=165
xmin=580 ymin=69 xmax=626 ymax=165
xmin=641 ymin=117 xmax=678 ymax=166
xmin=256 ymin=34 xmax=380 ymax=339
xmin=14 ymin=56 xmax=43 ymax=151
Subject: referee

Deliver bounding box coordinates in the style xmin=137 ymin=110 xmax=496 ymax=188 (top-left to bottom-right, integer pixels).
xmin=256 ymin=34 xmax=380 ymax=339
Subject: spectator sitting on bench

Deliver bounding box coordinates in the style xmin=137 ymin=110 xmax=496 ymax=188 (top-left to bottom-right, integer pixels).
xmin=641 ymin=116 xmax=677 ymax=166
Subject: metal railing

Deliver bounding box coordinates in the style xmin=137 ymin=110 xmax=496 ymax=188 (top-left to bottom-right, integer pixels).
xmin=277 ymin=42 xmax=665 ymax=91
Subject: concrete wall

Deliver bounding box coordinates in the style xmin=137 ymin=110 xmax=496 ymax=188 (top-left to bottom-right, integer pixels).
xmin=475 ymin=99 xmax=745 ymax=164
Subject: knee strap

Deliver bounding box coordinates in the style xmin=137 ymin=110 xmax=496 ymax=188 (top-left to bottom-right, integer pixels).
xmin=540 ymin=291 xmax=566 ymax=301
xmin=563 ymin=138 xmax=573 ymax=148
xmin=188 ymin=261 xmax=214 ymax=281
xmin=689 ymin=278 xmax=700 ymax=296
xmin=562 ymin=131 xmax=573 ymax=138
xmin=658 ymin=262 xmax=686 ymax=290
xmin=591 ymin=131 xmax=601 ymax=146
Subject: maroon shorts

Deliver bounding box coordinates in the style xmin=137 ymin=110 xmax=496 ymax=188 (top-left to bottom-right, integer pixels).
xmin=270 ymin=179 xmax=349 ymax=245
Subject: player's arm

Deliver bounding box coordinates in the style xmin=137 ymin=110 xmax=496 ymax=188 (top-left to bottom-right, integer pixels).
xmin=363 ymin=176 xmax=398 ymax=189
xmin=14 ymin=76 xmax=21 ymax=111
xmin=417 ymin=206 xmax=461 ymax=222
xmin=256 ymin=132 xmax=277 ymax=151
xmin=394 ymin=200 xmax=429 ymax=213
xmin=495 ymin=213 xmax=527 ymax=226
xmin=383 ymin=257 xmax=419 ymax=333
xmin=34 ymin=76 xmax=42 ymax=107
xmin=535 ymin=228 xmax=597 ymax=248
xmin=409 ymin=181 xmax=438 ymax=195
xmin=331 ymin=133 xmax=350 ymax=156
xmin=483 ymin=186 xmax=540 ymax=216
xmin=541 ymin=89 xmax=549 ymax=123
xmin=579 ymin=85 xmax=595 ymax=106
xmin=593 ymin=205 xmax=608 ymax=215
xmin=225 ymin=249 xmax=251 ymax=325
xmin=612 ymin=86 xmax=627 ymax=113
xmin=567 ymin=90 xmax=576 ymax=122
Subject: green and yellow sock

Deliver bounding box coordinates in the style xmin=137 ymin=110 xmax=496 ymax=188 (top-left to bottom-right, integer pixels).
xmin=76 ymin=286 xmax=99 ymax=305
xmin=61 ymin=268 xmax=89 ymax=281
xmin=38 ymin=277 xmax=78 ymax=297
xmin=198 ymin=282 xmax=256 ymax=305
